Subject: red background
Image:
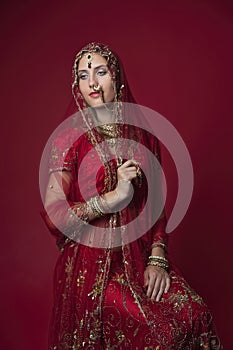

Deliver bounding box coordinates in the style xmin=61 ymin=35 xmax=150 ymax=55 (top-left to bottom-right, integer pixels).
xmin=1 ymin=0 xmax=232 ymax=348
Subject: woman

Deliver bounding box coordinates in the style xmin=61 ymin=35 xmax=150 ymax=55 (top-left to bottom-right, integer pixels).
xmin=42 ymin=42 xmax=221 ymax=349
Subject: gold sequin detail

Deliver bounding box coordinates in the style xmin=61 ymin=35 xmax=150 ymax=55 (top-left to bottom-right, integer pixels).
xmin=88 ymin=275 xmax=103 ymax=300
xmin=65 ymin=256 xmax=74 ymax=284
xmin=76 ymin=269 xmax=87 ymax=287
xmin=116 ymin=330 xmax=125 ymax=342
xmin=112 ymin=273 xmax=127 ymax=285
xmin=168 ymin=290 xmax=189 ymax=312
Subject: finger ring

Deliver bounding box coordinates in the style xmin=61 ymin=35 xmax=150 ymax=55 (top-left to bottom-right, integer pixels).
xmin=136 ymin=166 xmax=142 ymax=178
xmin=131 ymin=159 xmax=140 ymax=166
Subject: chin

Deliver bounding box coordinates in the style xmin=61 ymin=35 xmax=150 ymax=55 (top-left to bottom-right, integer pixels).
xmin=88 ymin=101 xmax=104 ymax=108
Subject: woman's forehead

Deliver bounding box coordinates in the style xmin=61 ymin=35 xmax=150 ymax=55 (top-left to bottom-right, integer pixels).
xmin=78 ymin=53 xmax=107 ymax=70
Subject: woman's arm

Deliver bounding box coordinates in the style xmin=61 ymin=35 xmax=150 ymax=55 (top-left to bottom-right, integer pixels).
xmin=143 ymin=137 xmax=171 ymax=301
xmin=43 ymin=159 xmax=139 ymax=237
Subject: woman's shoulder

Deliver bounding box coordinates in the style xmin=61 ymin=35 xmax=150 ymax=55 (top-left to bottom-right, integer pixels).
xmin=51 ymin=127 xmax=89 ymax=152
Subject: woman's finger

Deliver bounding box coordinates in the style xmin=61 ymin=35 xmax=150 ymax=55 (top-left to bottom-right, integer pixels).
xmin=150 ymin=275 xmax=161 ymax=300
xmin=118 ymin=169 xmax=137 ymax=181
xmin=120 ymin=168 xmax=137 ymax=175
xmin=118 ymin=160 xmax=133 ymax=168
xmin=146 ymin=274 xmax=156 ymax=298
xmin=164 ymin=275 xmax=171 ymax=294
xmin=118 ymin=159 xmax=139 ymax=169
xmin=118 ymin=167 xmax=137 ymax=175
xmin=155 ymin=279 xmax=166 ymax=302
xmin=144 ymin=270 xmax=149 ymax=288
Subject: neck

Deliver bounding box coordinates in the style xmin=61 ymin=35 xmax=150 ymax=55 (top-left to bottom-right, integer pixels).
xmin=91 ymin=103 xmax=114 ymax=124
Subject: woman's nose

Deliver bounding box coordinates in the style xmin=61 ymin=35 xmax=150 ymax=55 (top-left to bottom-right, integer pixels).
xmin=89 ymin=73 xmax=98 ymax=89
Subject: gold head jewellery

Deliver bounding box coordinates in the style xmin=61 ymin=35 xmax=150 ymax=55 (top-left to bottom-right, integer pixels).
xmin=85 ymin=52 xmax=95 ymax=69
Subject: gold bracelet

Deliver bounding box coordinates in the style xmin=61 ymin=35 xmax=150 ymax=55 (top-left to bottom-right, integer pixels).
xmin=147 ymin=255 xmax=169 ymax=271
xmin=149 ymin=255 xmax=168 ymax=262
xmin=87 ymin=196 xmax=109 ymax=218
xmin=147 ymin=260 xmax=169 ymax=271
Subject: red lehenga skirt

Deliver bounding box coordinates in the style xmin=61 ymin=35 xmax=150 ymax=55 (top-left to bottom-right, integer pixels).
xmin=48 ymin=243 xmax=221 ymax=350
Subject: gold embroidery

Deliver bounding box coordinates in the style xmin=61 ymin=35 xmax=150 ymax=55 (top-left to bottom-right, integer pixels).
xmin=89 ymin=329 xmax=99 ymax=341
xmin=133 ymin=327 xmax=139 ymax=337
xmin=51 ymin=146 xmax=59 ymax=160
xmin=112 ymin=272 xmax=127 ymax=285
xmin=168 ymin=290 xmax=189 ymax=312
xmin=65 ymin=256 xmax=74 ymax=284
xmin=88 ymin=275 xmax=103 ymax=300
xmin=76 ymin=269 xmax=87 ymax=287
xmin=89 ymin=317 xmax=102 ymax=343
xmin=187 ymin=288 xmax=204 ymax=304
xmin=116 ymin=330 xmax=125 ymax=342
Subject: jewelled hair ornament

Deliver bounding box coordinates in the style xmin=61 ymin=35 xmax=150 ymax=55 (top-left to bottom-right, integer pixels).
xmin=85 ymin=52 xmax=94 ymax=69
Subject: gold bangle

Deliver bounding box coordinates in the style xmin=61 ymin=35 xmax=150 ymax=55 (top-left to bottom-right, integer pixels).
xmin=149 ymin=255 xmax=168 ymax=262
xmin=147 ymin=261 xmax=169 ymax=271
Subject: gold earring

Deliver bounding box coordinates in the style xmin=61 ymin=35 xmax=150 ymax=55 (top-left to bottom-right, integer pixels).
xmin=117 ymin=84 xmax=124 ymax=101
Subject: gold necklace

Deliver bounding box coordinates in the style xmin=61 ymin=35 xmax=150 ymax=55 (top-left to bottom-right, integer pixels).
xmin=97 ymin=124 xmax=116 ymax=138
xmin=97 ymin=124 xmax=117 ymax=147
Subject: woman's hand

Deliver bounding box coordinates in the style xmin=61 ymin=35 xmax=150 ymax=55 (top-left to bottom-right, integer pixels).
xmin=115 ymin=160 xmax=138 ymax=200
xmin=102 ymin=160 xmax=138 ymax=211
xmin=117 ymin=159 xmax=138 ymax=182
xmin=144 ymin=265 xmax=170 ymax=302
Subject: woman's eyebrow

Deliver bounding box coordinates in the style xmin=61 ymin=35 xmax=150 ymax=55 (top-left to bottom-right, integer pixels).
xmin=93 ymin=64 xmax=107 ymax=70
xmin=78 ymin=64 xmax=107 ymax=73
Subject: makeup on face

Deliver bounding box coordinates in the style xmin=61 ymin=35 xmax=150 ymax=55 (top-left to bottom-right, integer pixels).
xmin=78 ymin=54 xmax=115 ymax=107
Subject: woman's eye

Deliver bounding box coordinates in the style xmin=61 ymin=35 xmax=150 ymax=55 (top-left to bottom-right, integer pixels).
xmin=97 ymin=70 xmax=107 ymax=76
xmin=79 ymin=73 xmax=88 ymax=80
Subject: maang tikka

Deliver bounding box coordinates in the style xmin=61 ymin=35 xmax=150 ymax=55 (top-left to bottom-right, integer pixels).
xmin=85 ymin=52 xmax=94 ymax=68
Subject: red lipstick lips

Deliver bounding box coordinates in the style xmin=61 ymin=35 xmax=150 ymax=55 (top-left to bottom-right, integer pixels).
xmin=89 ymin=92 xmax=100 ymax=98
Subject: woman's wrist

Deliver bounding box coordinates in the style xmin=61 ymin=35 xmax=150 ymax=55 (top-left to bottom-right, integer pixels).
xmin=151 ymin=246 xmax=166 ymax=258
xmin=101 ymin=190 xmax=119 ymax=211
xmin=151 ymin=241 xmax=167 ymax=253
xmin=70 ymin=191 xmax=119 ymax=222
xmin=147 ymin=255 xmax=169 ymax=271
xmin=147 ymin=246 xmax=169 ymax=271
xmin=101 ymin=187 xmax=130 ymax=212
xmin=69 ymin=182 xmax=133 ymax=223
xmin=70 ymin=196 xmax=108 ymax=223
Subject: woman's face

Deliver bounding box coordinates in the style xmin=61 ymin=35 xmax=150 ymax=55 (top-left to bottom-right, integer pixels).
xmin=77 ymin=53 xmax=115 ymax=107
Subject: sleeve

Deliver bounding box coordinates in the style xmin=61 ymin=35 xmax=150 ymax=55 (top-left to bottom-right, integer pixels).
xmin=151 ymin=211 xmax=169 ymax=252
xmin=41 ymin=133 xmax=88 ymax=250
xmin=151 ymin=137 xmax=169 ymax=252
xmin=48 ymin=132 xmax=75 ymax=174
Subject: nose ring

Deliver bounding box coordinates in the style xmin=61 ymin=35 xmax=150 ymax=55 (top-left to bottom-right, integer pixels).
xmin=93 ymin=84 xmax=102 ymax=92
